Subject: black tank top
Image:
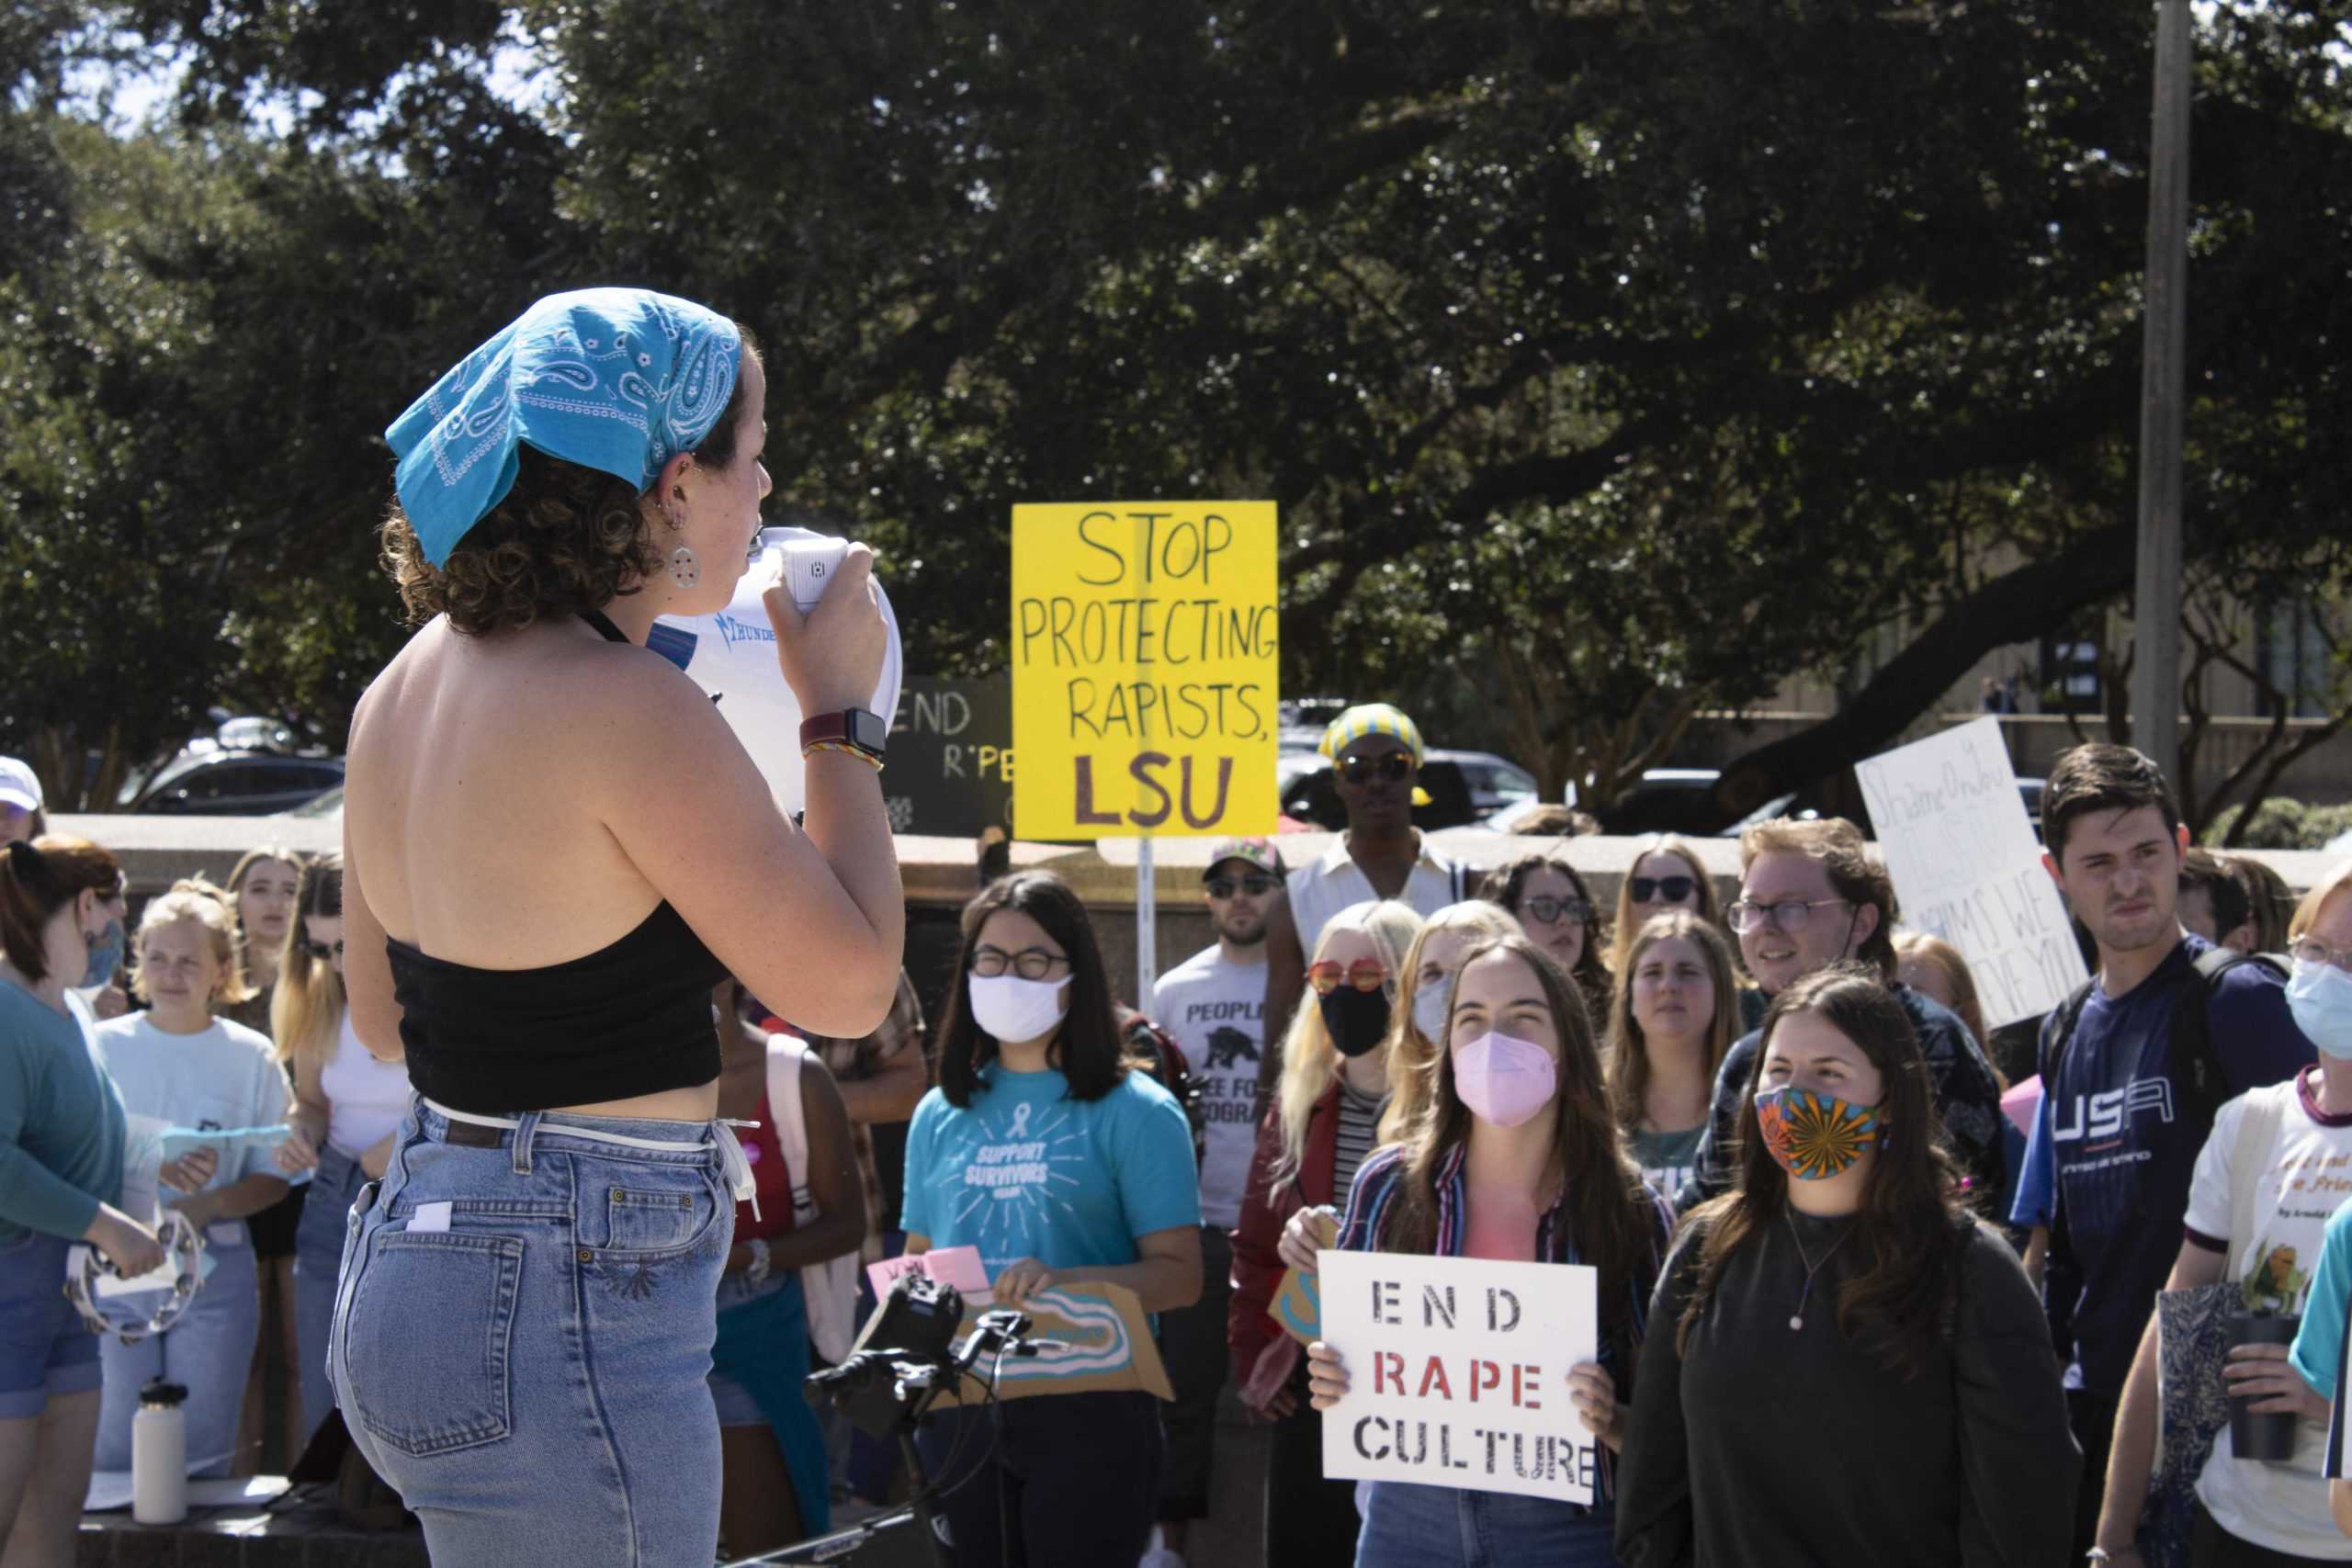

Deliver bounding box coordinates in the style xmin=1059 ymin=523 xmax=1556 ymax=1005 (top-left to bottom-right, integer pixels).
xmin=384 ymin=610 xmax=729 ymax=1112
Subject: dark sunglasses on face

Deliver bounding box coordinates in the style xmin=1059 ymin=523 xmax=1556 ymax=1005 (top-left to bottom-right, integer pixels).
xmin=1206 ymin=875 xmax=1278 ymax=900
xmin=1336 ymin=751 xmax=1415 ymax=786
xmin=302 ymin=939 xmax=345 ymax=962
xmin=1521 ymin=895 xmax=1592 ymax=926
xmin=1630 ymin=875 xmax=1699 ymax=905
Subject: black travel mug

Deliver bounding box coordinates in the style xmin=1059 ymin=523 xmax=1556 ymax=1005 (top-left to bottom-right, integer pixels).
xmin=2225 ymin=1312 xmax=2303 ymax=1462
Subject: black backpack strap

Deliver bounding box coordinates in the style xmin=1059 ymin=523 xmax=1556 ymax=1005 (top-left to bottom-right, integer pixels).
xmin=2039 ymin=976 xmax=2099 ymax=1090
xmin=2172 ymin=948 xmax=2289 ymax=1128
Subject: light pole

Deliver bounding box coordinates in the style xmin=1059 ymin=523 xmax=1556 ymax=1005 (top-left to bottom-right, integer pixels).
xmin=2132 ymin=0 xmax=2190 ymax=790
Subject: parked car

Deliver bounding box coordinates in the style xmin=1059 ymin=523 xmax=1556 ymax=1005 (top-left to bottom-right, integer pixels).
xmin=127 ymin=752 xmax=345 ymax=816
xmin=1279 ymin=749 xmax=1534 ymax=832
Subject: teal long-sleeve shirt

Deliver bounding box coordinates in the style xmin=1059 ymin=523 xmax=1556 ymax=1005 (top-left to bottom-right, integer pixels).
xmin=0 ymin=979 xmax=126 ymax=1245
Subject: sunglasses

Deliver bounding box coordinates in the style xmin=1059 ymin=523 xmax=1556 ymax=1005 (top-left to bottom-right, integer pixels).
xmin=1521 ymin=895 xmax=1591 ymax=926
xmin=1205 ymin=874 xmax=1278 ymax=900
xmin=1307 ymin=958 xmax=1388 ymax=996
xmin=1336 ymin=752 xmax=1415 ymax=786
xmin=1630 ymin=875 xmax=1699 ymax=905
xmin=302 ymin=939 xmax=345 ymax=962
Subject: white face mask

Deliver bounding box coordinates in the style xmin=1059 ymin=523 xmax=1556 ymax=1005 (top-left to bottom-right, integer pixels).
xmin=1412 ymin=981 xmax=1452 ymax=1044
xmin=968 ymin=972 xmax=1070 ymax=1045
xmin=2289 ymin=958 xmax=2352 ymax=1061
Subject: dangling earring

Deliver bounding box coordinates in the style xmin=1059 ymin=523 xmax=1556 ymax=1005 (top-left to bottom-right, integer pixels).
xmin=669 ymin=546 xmax=701 ymax=590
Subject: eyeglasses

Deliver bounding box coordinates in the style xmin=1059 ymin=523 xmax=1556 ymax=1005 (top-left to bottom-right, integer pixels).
xmin=1521 ymin=895 xmax=1591 ymax=926
xmin=970 ymin=946 xmax=1071 ymax=981
xmin=2292 ymin=937 xmax=2352 ymax=974
xmin=1726 ymin=897 xmax=1851 ymax=934
xmin=1629 ymin=875 xmax=1698 ymax=906
xmin=1205 ymin=875 xmax=1277 ymax=900
xmin=301 ymin=939 xmax=345 ymax=962
xmin=1307 ymin=958 xmax=1388 ymax=996
xmin=1336 ymin=752 xmax=1415 ymax=786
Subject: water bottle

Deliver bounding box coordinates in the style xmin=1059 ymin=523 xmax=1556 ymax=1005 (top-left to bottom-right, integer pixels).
xmin=131 ymin=1380 xmax=187 ymax=1525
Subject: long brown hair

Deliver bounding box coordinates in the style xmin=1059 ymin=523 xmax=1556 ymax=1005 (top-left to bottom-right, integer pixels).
xmin=1676 ymin=964 xmax=1968 ymax=1378
xmin=1606 ymin=910 xmax=1739 ymax=1134
xmin=1605 ymin=835 xmax=1724 ymax=979
xmin=1479 ymin=853 xmax=1610 ymax=1025
xmin=1375 ymin=934 xmax=1655 ymax=1346
xmin=933 ymin=872 xmax=1129 ymax=1108
xmin=0 ymin=836 xmax=123 ymax=983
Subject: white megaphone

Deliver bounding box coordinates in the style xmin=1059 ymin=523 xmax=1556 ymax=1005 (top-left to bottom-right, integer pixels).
xmin=650 ymin=526 xmax=904 ymax=818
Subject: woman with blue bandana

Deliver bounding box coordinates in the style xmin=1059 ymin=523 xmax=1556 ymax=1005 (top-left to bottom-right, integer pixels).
xmin=1615 ymin=964 xmax=2079 ymax=1568
xmin=328 ymin=289 xmax=904 ymax=1567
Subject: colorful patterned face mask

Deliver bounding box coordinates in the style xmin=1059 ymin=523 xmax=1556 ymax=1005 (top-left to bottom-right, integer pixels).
xmin=1753 ymin=1084 xmax=1885 ymax=1181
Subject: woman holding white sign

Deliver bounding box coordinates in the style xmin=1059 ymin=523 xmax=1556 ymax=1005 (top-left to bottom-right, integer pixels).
xmin=1613 ymin=963 xmax=2077 ymax=1568
xmin=1306 ymin=933 xmax=1672 ymax=1566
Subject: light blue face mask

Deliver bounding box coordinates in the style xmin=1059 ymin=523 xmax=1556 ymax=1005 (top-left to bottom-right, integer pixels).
xmin=1412 ymin=979 xmax=1452 ymax=1043
xmin=80 ymin=917 xmax=123 ymax=989
xmin=2288 ymin=959 xmax=2352 ymax=1061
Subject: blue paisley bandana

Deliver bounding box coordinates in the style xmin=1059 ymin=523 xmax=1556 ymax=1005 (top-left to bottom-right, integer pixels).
xmin=385 ymin=288 xmax=743 ymax=566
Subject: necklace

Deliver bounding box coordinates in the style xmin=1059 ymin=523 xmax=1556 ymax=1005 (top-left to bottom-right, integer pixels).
xmin=1783 ymin=1208 xmax=1855 ymax=1332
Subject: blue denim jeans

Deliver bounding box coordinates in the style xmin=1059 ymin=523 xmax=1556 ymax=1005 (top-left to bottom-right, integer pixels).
xmin=1355 ymin=1481 xmax=1617 ymax=1568
xmin=0 ymin=1231 xmax=101 ymax=1419
xmin=94 ymin=1230 xmax=258 ymax=1476
xmin=292 ymin=1142 xmax=366 ymax=1450
xmin=330 ymin=1102 xmax=733 ymax=1568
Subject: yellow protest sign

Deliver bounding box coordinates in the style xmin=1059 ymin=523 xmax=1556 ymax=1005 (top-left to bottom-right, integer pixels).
xmin=1011 ymin=502 xmax=1279 ymax=840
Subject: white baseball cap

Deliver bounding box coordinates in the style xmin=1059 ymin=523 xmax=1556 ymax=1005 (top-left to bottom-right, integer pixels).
xmin=0 ymin=757 xmax=42 ymax=814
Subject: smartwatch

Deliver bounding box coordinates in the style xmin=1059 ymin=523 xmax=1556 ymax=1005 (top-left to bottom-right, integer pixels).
xmin=799 ymin=708 xmax=888 ymax=762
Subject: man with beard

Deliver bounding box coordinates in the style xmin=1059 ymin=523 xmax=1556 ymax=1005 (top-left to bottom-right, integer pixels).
xmin=2021 ymin=743 xmax=2312 ymax=1559
xmin=1143 ymin=838 xmax=1284 ymax=1567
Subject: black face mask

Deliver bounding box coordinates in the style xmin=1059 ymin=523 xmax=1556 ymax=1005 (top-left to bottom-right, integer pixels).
xmin=1317 ymin=987 xmax=1392 ymax=1058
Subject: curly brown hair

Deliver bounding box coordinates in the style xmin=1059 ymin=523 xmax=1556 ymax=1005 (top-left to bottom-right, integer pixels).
xmin=379 ymin=328 xmax=762 ymax=635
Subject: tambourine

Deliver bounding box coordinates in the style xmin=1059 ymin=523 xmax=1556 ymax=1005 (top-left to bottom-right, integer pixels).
xmin=63 ymin=1211 xmax=207 ymax=1344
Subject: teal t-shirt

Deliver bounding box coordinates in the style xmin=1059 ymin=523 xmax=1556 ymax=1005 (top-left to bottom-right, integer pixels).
xmin=0 ymin=981 xmax=127 ymax=1245
xmin=1629 ymin=1123 xmax=1706 ymax=1207
xmin=900 ymin=1063 xmax=1201 ymax=1280
xmin=2290 ymin=1195 xmax=2352 ymax=1400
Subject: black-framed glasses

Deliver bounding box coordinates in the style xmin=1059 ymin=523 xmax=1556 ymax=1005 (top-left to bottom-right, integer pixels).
xmin=970 ymin=946 xmax=1071 ymax=981
xmin=1206 ymin=874 xmax=1278 ymax=900
xmin=302 ymin=938 xmax=345 ymax=962
xmin=1726 ymin=897 xmax=1850 ymax=935
xmin=2292 ymin=937 xmax=2352 ymax=974
xmin=1521 ymin=895 xmax=1591 ymax=926
xmin=1336 ymin=751 xmax=1415 ymax=786
xmin=1630 ymin=875 xmax=1698 ymax=905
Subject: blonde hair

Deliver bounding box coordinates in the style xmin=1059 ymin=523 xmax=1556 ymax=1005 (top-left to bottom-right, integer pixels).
xmin=1893 ymin=931 xmax=1989 ymax=1050
xmin=1272 ymin=899 xmax=1424 ymax=1183
xmin=271 ymin=852 xmax=345 ymax=1068
xmin=1605 ymin=836 xmax=1724 ymax=980
xmin=2290 ymin=863 xmax=2352 ymax=947
xmin=1605 ymin=910 xmax=1738 ymax=1134
xmin=1377 ymin=900 xmax=1522 ymax=1143
xmin=130 ymin=879 xmax=255 ymax=1009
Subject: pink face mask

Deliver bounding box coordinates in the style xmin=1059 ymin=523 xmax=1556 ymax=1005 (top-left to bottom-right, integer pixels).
xmin=1451 ymin=1031 xmax=1559 ymax=1129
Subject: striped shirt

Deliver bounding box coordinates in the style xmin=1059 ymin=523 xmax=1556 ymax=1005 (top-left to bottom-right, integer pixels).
xmin=1330 ymin=1079 xmax=1386 ymax=1211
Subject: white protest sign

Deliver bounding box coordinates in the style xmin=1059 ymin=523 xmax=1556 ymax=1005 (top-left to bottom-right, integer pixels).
xmin=1318 ymin=1250 xmax=1600 ymax=1506
xmin=1855 ymin=716 xmax=2090 ymax=1028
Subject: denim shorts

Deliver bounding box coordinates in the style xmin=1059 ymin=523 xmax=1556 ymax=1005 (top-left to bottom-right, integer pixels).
xmin=0 ymin=1230 xmax=101 ymax=1419
xmin=329 ymin=1102 xmax=734 ymax=1568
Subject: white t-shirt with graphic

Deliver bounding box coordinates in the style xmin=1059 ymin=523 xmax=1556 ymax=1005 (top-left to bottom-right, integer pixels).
xmin=1153 ymin=946 xmax=1268 ymax=1230
xmin=2182 ymin=1066 xmax=2352 ymax=1559
xmin=94 ymin=1012 xmax=289 ymax=1246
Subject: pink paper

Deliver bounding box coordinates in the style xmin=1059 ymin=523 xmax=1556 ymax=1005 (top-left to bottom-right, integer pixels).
xmin=866 ymin=1246 xmax=990 ymax=1302
xmin=2001 ymin=1075 xmax=2042 ymax=1139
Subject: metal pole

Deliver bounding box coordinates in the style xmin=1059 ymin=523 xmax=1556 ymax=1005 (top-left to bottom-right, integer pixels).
xmin=1136 ymin=836 xmax=1158 ymax=1007
xmin=2132 ymin=0 xmax=2190 ymax=791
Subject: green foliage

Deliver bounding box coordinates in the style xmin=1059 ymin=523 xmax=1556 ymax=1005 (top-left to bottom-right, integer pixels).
xmin=8 ymin=1 xmax=2352 ymax=818
xmin=2205 ymin=798 xmax=2352 ymax=852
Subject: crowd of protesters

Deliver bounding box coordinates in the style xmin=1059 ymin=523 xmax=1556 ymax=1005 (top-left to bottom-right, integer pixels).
xmin=9 ymin=283 xmax=2352 ymax=1568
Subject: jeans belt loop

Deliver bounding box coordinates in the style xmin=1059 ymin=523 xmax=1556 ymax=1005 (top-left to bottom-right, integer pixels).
xmin=513 ymin=1110 xmax=542 ymax=1176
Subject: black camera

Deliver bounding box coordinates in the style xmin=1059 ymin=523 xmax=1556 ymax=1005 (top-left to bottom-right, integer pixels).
xmin=805 ymin=1274 xmax=968 ymax=1437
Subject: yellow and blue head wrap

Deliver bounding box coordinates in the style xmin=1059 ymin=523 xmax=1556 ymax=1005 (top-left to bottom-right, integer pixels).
xmin=1318 ymin=704 xmax=1427 ymax=766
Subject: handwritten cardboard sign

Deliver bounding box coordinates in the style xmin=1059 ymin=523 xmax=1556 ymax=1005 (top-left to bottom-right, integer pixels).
xmin=1318 ymin=1251 xmax=1600 ymax=1506
xmin=1010 ymin=502 xmax=1279 ymax=840
xmin=911 ymin=1280 xmax=1175 ymax=1406
xmin=1855 ymin=717 xmax=2089 ymax=1029
xmin=1269 ymin=1209 xmax=1340 ymax=1346
xmin=866 ymin=1246 xmax=991 ymax=1304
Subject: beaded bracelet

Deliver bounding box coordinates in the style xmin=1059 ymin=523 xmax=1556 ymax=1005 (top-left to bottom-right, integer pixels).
xmin=803 ymin=739 xmax=884 ymax=772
